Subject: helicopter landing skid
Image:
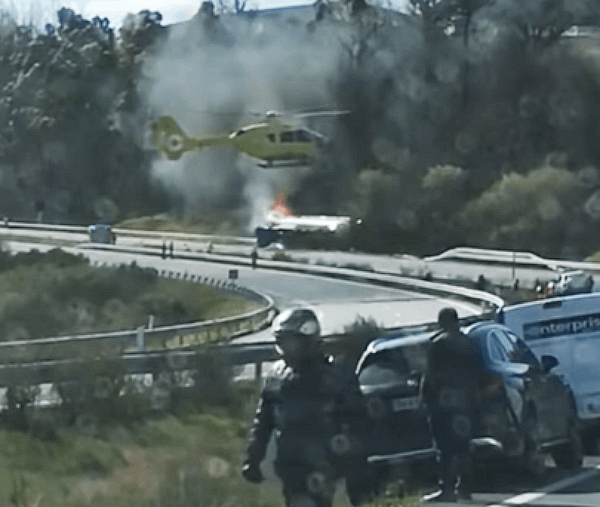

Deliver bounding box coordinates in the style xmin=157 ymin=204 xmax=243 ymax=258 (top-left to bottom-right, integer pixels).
xmin=257 ymin=159 xmax=312 ymax=169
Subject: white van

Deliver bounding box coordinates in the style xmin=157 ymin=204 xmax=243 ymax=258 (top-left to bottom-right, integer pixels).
xmin=497 ymin=292 xmax=600 ymax=447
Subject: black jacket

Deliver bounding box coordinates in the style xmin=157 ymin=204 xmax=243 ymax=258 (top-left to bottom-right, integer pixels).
xmin=244 ymin=355 xmax=369 ymax=473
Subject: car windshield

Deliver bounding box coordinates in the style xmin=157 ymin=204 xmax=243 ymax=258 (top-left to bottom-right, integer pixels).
xmin=358 ymin=343 xmax=428 ymax=384
xmin=358 ymin=362 xmax=408 ymax=387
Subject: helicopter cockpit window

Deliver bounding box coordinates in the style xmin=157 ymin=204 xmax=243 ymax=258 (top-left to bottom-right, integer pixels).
xmin=280 ymin=131 xmax=294 ymax=143
xmin=295 ymin=129 xmax=315 ymax=143
xmin=267 ymin=134 xmax=276 ymax=143
xmin=279 ymin=129 xmax=316 ymax=144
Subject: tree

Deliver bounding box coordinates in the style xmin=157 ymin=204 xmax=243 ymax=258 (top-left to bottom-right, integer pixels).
xmin=409 ymin=0 xmax=494 ymax=108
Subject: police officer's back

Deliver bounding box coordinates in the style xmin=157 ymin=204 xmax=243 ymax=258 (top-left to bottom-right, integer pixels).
xmin=241 ymin=307 xmax=375 ymax=507
xmin=423 ymin=307 xmax=481 ymax=502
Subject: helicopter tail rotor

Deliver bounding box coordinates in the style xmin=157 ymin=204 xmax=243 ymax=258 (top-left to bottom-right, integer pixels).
xmin=151 ymin=116 xmax=191 ymax=160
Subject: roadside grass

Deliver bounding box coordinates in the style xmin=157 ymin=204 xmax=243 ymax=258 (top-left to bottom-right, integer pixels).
xmin=0 ymin=402 xmax=284 ymax=506
xmin=0 ymin=248 xmax=258 ymax=340
xmin=116 ymin=212 xmax=244 ymax=238
xmin=0 ymin=405 xmax=424 ymax=507
xmin=585 ymin=251 xmax=600 ymax=263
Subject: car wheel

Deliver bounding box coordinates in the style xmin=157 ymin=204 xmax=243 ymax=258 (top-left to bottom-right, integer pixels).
xmin=552 ymin=420 xmax=583 ymax=470
xmin=521 ymin=408 xmax=546 ymax=479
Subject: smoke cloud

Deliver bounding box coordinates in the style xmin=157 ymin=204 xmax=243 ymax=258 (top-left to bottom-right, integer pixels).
xmin=141 ymin=6 xmax=345 ymax=233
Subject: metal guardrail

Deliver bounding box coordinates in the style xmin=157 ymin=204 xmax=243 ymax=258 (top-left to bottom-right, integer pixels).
xmin=0 ymin=342 xmax=282 ymax=386
xmin=424 ymin=246 xmax=600 ymax=274
xmin=1 ymin=220 xmax=256 ymax=245
xmin=0 ymin=283 xmax=276 ymax=364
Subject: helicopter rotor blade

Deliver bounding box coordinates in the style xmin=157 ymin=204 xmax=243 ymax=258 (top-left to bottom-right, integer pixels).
xmin=293 ymin=110 xmax=351 ymax=118
xmin=248 ymin=109 xmax=351 ymax=120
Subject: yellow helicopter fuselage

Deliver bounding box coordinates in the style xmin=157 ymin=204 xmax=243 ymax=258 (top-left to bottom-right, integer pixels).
xmin=151 ymin=115 xmax=325 ymax=166
xmin=228 ymin=122 xmax=324 ymax=163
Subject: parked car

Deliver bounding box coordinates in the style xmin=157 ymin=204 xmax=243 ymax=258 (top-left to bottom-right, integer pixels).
xmin=356 ymin=321 xmax=583 ymax=482
xmin=356 ymin=332 xmax=437 ymax=484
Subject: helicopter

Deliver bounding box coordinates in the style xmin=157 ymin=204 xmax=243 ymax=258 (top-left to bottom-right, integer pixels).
xmin=150 ymin=109 xmax=348 ymax=168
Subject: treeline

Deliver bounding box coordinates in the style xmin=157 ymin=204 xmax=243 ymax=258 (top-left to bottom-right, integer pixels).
xmin=2 ymin=2 xmax=600 ymax=258
xmin=0 ymin=7 xmax=170 ymax=224
xmin=298 ymin=0 xmax=600 ymax=258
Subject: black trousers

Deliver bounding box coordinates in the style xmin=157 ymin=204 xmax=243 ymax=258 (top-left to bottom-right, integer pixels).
xmin=431 ymin=411 xmax=474 ymax=494
xmin=277 ymin=464 xmax=376 ymax=507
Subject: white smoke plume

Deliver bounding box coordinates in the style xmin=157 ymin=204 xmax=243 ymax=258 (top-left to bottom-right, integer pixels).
xmin=141 ymin=6 xmax=343 ymax=233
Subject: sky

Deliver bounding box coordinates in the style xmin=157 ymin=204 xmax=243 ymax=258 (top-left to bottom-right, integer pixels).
xmin=17 ymin=0 xmax=407 ymax=31
xmin=16 ymin=0 xmax=319 ymax=29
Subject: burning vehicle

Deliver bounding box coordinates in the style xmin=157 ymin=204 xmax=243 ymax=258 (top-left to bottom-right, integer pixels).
xmin=255 ymin=193 xmax=361 ymax=249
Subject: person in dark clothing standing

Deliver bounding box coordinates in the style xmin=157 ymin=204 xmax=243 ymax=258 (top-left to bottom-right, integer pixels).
xmin=423 ymin=307 xmax=482 ymax=502
xmin=251 ymin=247 xmax=258 ymax=269
xmin=241 ymin=307 xmax=376 ymax=507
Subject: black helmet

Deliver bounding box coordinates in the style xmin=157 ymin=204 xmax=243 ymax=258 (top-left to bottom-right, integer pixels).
xmin=272 ymin=307 xmax=321 ymax=362
xmin=438 ymin=307 xmax=459 ymax=330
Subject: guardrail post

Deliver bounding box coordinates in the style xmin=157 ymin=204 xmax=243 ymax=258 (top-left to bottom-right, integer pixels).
xmin=136 ymin=326 xmax=145 ymax=352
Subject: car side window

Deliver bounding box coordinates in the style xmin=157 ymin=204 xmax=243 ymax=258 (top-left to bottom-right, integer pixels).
xmin=487 ymin=331 xmax=509 ymax=362
xmin=506 ymin=331 xmax=540 ymax=368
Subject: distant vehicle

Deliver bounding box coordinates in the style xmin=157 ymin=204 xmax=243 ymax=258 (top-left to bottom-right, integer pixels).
xmin=255 ymin=211 xmax=358 ymax=249
xmin=356 ymin=321 xmax=582 ymax=481
xmin=151 ymin=109 xmax=348 ymax=167
xmin=88 ymin=223 xmax=115 ymax=244
xmin=498 ymin=292 xmax=600 ymax=450
xmin=255 ymin=193 xmax=361 ymax=249
xmin=544 ymin=270 xmax=594 ymax=297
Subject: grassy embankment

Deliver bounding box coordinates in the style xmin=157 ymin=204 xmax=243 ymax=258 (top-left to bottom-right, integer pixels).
xmin=0 ymin=247 xmax=257 ymax=341
xmin=0 ymin=246 xmax=282 ymax=506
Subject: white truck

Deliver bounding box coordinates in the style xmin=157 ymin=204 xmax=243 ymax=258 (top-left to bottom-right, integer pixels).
xmin=497 ymin=292 xmax=600 ymax=451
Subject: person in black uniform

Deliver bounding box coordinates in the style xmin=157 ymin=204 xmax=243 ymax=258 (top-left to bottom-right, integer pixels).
xmin=241 ymin=307 xmax=376 ymax=507
xmin=423 ymin=307 xmax=482 ymax=502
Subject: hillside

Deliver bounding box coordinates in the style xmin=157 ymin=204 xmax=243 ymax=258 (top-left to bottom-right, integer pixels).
xmin=1 ymin=2 xmax=600 ymax=259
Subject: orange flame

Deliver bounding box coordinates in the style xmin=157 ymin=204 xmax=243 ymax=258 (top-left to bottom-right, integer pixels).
xmin=272 ymin=193 xmax=294 ymax=217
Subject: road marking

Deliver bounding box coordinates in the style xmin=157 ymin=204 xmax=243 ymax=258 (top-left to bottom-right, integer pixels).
xmin=502 ymin=492 xmax=545 ymax=505
xmin=488 ymin=465 xmax=600 ymax=506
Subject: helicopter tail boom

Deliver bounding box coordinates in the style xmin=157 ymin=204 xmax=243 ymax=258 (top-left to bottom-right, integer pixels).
xmin=151 ymin=116 xmax=228 ymax=160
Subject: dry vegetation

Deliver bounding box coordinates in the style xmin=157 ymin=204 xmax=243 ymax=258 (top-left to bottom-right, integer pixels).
xmin=0 ymin=247 xmax=258 ymax=341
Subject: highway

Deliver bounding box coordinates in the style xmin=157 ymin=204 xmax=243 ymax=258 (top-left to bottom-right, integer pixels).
xmin=1 ymin=226 xmax=600 ymax=505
